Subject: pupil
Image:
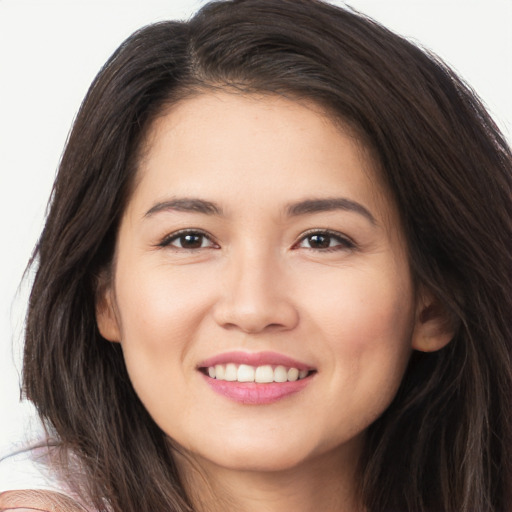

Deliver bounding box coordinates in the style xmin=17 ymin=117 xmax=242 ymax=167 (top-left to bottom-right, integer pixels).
xmin=309 ymin=234 xmax=330 ymax=248
xmin=182 ymin=234 xmax=202 ymax=248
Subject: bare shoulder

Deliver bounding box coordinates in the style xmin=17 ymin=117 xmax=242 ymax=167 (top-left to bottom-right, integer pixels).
xmin=0 ymin=489 xmax=88 ymax=512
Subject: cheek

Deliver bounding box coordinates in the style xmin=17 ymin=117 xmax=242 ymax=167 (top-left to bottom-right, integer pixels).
xmin=115 ymin=261 xmax=212 ymax=347
xmin=111 ymin=261 xmax=215 ymax=412
xmin=303 ymin=259 xmax=415 ymax=339
xmin=302 ymin=264 xmax=415 ymax=415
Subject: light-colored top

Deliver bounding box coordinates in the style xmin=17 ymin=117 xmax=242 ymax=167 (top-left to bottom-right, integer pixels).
xmin=0 ymin=440 xmax=65 ymax=493
xmin=0 ymin=437 xmax=92 ymax=511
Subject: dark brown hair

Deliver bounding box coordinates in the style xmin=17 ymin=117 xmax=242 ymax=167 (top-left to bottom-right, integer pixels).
xmin=23 ymin=1 xmax=511 ymax=510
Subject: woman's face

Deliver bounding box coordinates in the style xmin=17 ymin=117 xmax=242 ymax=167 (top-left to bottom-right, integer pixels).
xmin=98 ymin=92 xmax=428 ymax=474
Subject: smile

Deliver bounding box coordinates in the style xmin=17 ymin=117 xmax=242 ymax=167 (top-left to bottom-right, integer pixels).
xmin=198 ymin=351 xmax=316 ymax=404
xmin=206 ymin=364 xmax=310 ymax=383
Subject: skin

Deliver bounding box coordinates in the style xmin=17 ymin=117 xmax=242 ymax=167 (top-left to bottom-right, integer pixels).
xmin=97 ymin=92 xmax=451 ymax=512
xmin=0 ymin=490 xmax=87 ymax=511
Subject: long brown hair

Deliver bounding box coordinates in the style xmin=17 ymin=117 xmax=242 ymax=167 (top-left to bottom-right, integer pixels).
xmin=23 ymin=1 xmax=511 ymax=510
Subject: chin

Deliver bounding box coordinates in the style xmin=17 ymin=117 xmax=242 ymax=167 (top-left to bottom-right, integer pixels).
xmin=168 ymin=428 xmax=311 ymax=472
xmin=177 ymin=429 xmax=358 ymax=475
xmin=201 ymin=445 xmax=314 ymax=473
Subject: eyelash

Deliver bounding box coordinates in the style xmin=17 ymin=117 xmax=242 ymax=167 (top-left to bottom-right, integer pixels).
xmin=292 ymin=229 xmax=356 ymax=252
xmin=157 ymin=228 xmax=356 ymax=253
xmin=157 ymin=229 xmax=218 ymax=251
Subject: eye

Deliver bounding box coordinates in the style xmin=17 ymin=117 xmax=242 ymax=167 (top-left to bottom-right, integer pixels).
xmin=295 ymin=230 xmax=356 ymax=251
xmin=159 ymin=230 xmax=217 ymax=250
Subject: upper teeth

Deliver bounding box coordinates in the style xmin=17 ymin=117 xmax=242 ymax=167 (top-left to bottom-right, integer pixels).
xmin=207 ymin=364 xmax=309 ymax=383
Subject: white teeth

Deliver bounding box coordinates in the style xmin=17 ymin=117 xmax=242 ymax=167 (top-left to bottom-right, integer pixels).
xmin=206 ymin=364 xmax=310 ymax=383
xmin=255 ymin=365 xmax=274 ymax=383
xmin=287 ymin=368 xmax=299 ymax=382
xmin=274 ymin=365 xmax=288 ymax=383
xmin=225 ymin=363 xmax=237 ymax=381
xmin=237 ymin=364 xmax=255 ymax=382
xmin=215 ymin=364 xmax=225 ymax=380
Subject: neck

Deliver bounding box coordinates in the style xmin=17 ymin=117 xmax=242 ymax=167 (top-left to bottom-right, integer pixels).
xmin=174 ymin=441 xmax=365 ymax=512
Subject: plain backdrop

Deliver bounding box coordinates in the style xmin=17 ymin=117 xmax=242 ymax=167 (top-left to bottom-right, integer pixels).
xmin=1 ymin=0 xmax=511 ymax=451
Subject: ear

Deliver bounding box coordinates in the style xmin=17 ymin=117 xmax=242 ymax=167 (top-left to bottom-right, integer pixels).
xmin=95 ymin=271 xmax=121 ymax=343
xmin=411 ymin=287 xmax=455 ymax=352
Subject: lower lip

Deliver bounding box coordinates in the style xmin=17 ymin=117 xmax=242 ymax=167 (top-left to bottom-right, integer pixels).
xmin=202 ymin=373 xmax=312 ymax=405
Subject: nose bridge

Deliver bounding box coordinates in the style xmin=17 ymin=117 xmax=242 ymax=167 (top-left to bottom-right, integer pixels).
xmin=233 ymin=245 xmax=278 ymax=304
xmin=214 ymin=241 xmax=298 ymax=333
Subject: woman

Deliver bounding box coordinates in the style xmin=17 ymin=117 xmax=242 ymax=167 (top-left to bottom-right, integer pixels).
xmin=1 ymin=0 xmax=510 ymax=511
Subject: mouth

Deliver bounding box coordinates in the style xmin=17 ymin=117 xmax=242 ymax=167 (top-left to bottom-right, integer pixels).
xmin=197 ymin=351 xmax=316 ymax=404
xmin=199 ymin=364 xmax=313 ymax=383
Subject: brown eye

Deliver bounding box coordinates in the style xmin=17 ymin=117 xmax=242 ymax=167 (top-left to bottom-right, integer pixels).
xmin=160 ymin=230 xmax=216 ymax=250
xmin=175 ymin=233 xmax=205 ymax=249
xmin=296 ymin=230 xmax=355 ymax=251
xmin=307 ymin=233 xmax=331 ymax=249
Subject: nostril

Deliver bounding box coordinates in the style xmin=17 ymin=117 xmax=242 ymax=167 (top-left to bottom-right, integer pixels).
xmin=214 ymin=308 xmax=299 ymax=335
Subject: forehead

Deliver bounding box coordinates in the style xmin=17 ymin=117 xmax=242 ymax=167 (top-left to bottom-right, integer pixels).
xmin=130 ymin=92 xmax=393 ymax=223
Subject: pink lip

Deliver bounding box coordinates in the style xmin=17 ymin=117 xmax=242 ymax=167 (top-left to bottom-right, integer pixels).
xmin=198 ymin=351 xmax=312 ymax=371
xmin=201 ymin=374 xmax=313 ymax=405
xmin=198 ymin=351 xmax=315 ymax=405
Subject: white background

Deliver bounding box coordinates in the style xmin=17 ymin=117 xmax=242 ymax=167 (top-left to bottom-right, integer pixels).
xmin=1 ymin=0 xmax=511 ymax=450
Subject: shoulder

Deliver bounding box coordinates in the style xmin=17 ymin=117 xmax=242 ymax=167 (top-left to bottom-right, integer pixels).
xmin=0 ymin=439 xmax=93 ymax=512
xmin=0 ymin=440 xmax=64 ymax=494
xmin=0 ymin=489 xmax=88 ymax=511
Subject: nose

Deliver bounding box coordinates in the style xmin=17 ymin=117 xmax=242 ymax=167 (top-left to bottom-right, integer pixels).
xmin=212 ymin=249 xmax=299 ymax=334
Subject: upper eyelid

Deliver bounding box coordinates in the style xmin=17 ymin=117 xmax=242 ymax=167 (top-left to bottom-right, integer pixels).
xmin=158 ymin=228 xmax=217 ymax=247
xmin=292 ymin=229 xmax=358 ymax=252
xmin=296 ymin=228 xmax=355 ymax=243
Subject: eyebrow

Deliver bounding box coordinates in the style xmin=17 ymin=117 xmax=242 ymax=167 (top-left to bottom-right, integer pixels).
xmin=285 ymin=197 xmax=376 ymax=224
xmin=144 ymin=196 xmax=376 ymax=224
xmin=145 ymin=198 xmax=223 ymax=217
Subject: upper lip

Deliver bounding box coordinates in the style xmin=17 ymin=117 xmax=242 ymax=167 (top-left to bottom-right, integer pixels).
xmin=198 ymin=351 xmax=313 ymax=371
